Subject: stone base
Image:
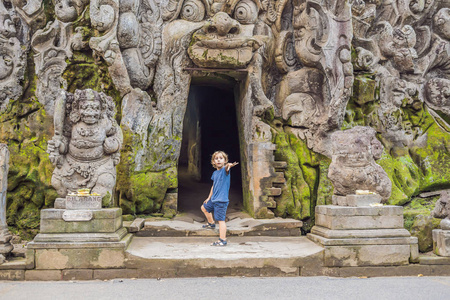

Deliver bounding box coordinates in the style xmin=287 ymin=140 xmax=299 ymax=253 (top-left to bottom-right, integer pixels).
xmin=309 ymin=205 xmax=418 ymax=267
xmin=432 ymin=229 xmax=450 ymax=256
xmin=27 ymin=232 xmax=132 ymax=269
xmin=28 ymin=207 xmax=131 ymax=269
xmin=40 ymin=208 xmax=122 ymax=233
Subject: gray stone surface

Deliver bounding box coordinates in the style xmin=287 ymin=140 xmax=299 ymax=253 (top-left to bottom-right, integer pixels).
xmin=127 ymin=236 xmax=323 ymax=263
xmin=332 ymin=194 xmax=382 ymax=207
xmin=40 ymin=208 xmax=123 ymax=234
xmin=66 ymin=195 xmax=102 ymax=210
xmin=433 ymin=229 xmax=450 ymax=257
xmin=138 ymin=217 xmax=302 ymax=237
xmin=315 ymin=213 xmax=404 ymax=230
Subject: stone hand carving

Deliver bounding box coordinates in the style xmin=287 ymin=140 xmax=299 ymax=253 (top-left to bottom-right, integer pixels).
xmin=47 ymin=89 xmax=123 ymax=201
xmin=432 ymin=191 xmax=450 ymax=230
xmin=117 ymin=0 xmax=162 ymax=90
xmin=328 ymin=126 xmax=392 ymax=201
xmin=31 ymin=0 xmax=89 ymax=114
xmin=0 ymin=1 xmax=26 ymax=113
xmin=0 ymin=144 xmax=13 ymax=260
xmin=31 ymin=20 xmax=72 ymax=114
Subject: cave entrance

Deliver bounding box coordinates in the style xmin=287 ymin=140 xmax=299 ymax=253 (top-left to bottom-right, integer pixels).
xmin=178 ymin=85 xmax=243 ymax=218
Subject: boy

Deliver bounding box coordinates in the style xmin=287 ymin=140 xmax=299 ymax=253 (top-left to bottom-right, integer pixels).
xmin=201 ymin=151 xmax=238 ymax=246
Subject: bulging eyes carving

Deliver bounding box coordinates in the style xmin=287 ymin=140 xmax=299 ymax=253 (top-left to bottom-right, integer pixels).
xmin=180 ymin=0 xmax=206 ymax=22
xmin=234 ymin=0 xmax=258 ymax=24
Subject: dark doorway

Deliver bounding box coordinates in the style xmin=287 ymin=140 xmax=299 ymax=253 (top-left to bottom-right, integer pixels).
xmin=178 ymin=85 xmax=243 ymax=217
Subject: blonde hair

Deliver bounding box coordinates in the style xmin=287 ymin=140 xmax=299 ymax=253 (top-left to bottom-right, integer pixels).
xmin=211 ymin=151 xmax=228 ymax=168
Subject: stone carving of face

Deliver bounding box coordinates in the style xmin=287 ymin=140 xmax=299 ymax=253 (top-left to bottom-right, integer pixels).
xmin=54 ymin=0 xmax=78 ymax=22
xmin=434 ymin=8 xmax=450 ymax=40
xmin=188 ymin=0 xmax=268 ymax=68
xmin=80 ymin=98 xmax=101 ymax=124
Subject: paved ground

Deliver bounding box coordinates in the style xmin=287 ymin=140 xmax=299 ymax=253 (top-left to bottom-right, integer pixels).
xmin=1 ymin=276 xmax=449 ymax=299
xmin=127 ymin=236 xmax=323 ymax=260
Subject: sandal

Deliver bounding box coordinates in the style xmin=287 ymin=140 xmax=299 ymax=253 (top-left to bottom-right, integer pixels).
xmin=202 ymin=222 xmax=216 ymax=229
xmin=211 ymin=238 xmax=227 ymax=246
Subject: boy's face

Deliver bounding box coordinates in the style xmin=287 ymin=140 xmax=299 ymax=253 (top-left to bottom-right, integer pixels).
xmin=214 ymin=154 xmax=226 ymax=168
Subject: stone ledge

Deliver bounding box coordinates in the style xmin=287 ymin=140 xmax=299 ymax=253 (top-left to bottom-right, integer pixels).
xmin=315 ymin=213 xmax=404 ymax=230
xmin=27 ymin=233 xmax=133 ymax=249
xmin=33 ymin=228 xmax=128 ymax=243
xmin=62 ymin=269 xmax=94 ymax=280
xmin=308 ymin=233 xmax=417 ymax=246
xmin=41 ymin=208 xmax=122 ymax=219
xmin=316 ymin=205 xmax=403 ymax=216
xmin=311 ymin=226 xmax=411 ymax=239
xmin=419 ymin=256 xmax=450 ymax=265
xmin=25 ymin=270 xmax=62 ymax=281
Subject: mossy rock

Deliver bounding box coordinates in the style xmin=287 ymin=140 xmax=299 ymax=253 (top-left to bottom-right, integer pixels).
xmin=410 ymin=215 xmax=441 ymax=253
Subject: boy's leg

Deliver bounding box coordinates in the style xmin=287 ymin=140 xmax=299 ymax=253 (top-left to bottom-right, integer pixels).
xmin=201 ymin=203 xmax=214 ymax=224
xmin=218 ymin=221 xmax=227 ymax=240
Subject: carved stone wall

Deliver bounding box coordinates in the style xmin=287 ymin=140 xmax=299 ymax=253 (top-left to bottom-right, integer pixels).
xmin=0 ymin=0 xmax=449 ymax=239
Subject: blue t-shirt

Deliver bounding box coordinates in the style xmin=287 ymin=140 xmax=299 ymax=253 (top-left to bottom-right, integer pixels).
xmin=210 ymin=167 xmax=230 ymax=203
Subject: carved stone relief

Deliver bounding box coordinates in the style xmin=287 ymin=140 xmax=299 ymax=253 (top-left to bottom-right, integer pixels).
xmin=0 ymin=0 xmax=26 ymax=113
xmin=47 ymin=89 xmax=123 ymax=201
xmin=328 ymin=126 xmax=392 ymax=201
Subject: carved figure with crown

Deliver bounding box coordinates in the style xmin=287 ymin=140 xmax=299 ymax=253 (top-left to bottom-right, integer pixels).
xmin=46 ymin=89 xmax=123 ymax=202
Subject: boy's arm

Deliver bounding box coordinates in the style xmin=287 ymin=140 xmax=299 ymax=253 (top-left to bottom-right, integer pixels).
xmin=204 ymin=185 xmax=214 ymax=203
xmin=226 ymin=162 xmax=239 ymax=173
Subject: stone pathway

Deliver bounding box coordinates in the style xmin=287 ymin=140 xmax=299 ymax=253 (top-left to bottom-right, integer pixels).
xmin=133 ymin=211 xmax=303 ymax=237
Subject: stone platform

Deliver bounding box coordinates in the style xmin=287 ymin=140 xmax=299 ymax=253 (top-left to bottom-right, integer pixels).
xmin=308 ymin=205 xmax=419 ymax=267
xmin=27 ymin=207 xmax=132 ymax=270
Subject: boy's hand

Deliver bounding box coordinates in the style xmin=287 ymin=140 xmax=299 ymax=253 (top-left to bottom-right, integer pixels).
xmin=203 ymin=199 xmax=210 ymax=204
xmin=226 ymin=162 xmax=239 ymax=171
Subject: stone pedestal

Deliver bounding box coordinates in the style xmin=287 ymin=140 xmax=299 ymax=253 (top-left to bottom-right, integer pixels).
xmin=28 ymin=196 xmax=132 ymax=269
xmin=432 ymin=229 xmax=450 ymax=256
xmin=308 ymin=196 xmax=418 ymax=267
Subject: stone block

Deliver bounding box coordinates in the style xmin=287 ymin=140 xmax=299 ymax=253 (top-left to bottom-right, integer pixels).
xmin=0 ymin=270 xmax=24 ymax=280
xmin=62 ymin=269 xmax=94 ymax=280
xmin=34 ymin=248 xmax=126 ymax=269
xmin=266 ymin=188 xmax=281 ymax=196
xmin=54 ymin=198 xmax=66 ymax=209
xmin=432 ymin=229 xmax=450 ymax=256
xmin=129 ymin=218 xmax=145 ymax=233
xmin=315 ymin=205 xmax=403 ymax=216
xmin=323 ymin=244 xmax=411 ymax=267
xmin=66 ymin=195 xmax=102 ymax=210
xmin=25 ymin=270 xmax=62 ymax=281
xmin=40 ymin=208 xmax=122 ymax=234
xmin=311 ymin=226 xmax=411 ymax=239
xmin=419 ymin=256 xmax=450 ymax=265
xmin=93 ymin=269 xmax=140 ymax=280
xmin=332 ymin=194 xmax=382 ymax=207
xmin=315 ymin=213 xmax=404 ymax=230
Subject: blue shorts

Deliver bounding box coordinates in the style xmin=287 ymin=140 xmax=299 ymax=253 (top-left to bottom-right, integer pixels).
xmin=203 ymin=201 xmax=228 ymax=221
